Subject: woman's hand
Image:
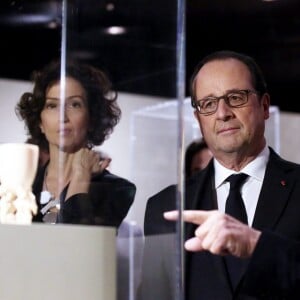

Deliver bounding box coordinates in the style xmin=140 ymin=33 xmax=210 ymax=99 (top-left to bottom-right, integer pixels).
xmin=72 ymin=148 xmax=111 ymax=176
xmin=66 ymin=148 xmax=111 ymax=199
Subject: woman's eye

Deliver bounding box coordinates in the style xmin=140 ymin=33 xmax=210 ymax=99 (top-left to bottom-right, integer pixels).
xmin=68 ymin=101 xmax=82 ymax=109
xmin=45 ymin=103 xmax=57 ymax=109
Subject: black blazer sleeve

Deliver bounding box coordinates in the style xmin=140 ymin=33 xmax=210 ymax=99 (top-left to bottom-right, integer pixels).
xmin=33 ymin=167 xmax=136 ymax=227
xmin=243 ymin=230 xmax=300 ymax=299
xmin=60 ymin=170 xmax=136 ymax=227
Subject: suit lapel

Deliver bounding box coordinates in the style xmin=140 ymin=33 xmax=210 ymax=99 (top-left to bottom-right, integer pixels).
xmin=184 ymin=161 xmax=232 ymax=292
xmin=253 ymin=148 xmax=297 ymax=230
xmin=183 ymin=148 xmax=299 ymax=296
xmin=185 ymin=160 xmax=215 ymax=238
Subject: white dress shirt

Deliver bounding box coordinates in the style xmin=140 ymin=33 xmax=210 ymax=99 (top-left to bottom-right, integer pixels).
xmin=214 ymin=146 xmax=270 ymax=226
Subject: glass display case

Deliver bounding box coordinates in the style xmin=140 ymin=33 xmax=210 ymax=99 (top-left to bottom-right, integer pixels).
xmin=0 ymin=0 xmax=183 ymax=299
xmin=0 ymin=1 xmax=288 ymax=300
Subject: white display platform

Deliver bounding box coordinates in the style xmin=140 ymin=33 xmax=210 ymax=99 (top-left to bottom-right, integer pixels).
xmin=0 ymin=223 xmax=116 ymax=300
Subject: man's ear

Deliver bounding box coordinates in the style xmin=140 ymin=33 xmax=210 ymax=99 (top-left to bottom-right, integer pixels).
xmin=194 ymin=110 xmax=201 ymax=126
xmin=261 ymin=93 xmax=270 ymax=120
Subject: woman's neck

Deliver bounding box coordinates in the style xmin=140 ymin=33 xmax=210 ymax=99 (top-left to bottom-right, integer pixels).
xmin=44 ymin=152 xmax=74 ymax=198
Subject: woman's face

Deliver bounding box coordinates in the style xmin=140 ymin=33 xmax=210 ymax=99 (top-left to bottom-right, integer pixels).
xmin=40 ymin=77 xmax=90 ymax=153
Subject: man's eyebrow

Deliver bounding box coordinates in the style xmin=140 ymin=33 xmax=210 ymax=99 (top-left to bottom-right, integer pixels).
xmin=199 ymin=88 xmax=249 ymax=99
xmin=225 ymin=88 xmax=248 ymax=93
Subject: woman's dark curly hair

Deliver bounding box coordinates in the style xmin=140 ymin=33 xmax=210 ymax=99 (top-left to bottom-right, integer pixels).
xmin=15 ymin=59 xmax=121 ymax=150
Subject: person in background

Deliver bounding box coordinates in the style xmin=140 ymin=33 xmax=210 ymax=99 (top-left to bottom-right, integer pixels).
xmin=185 ymin=138 xmax=212 ymax=179
xmin=16 ymin=59 xmax=136 ymax=227
xmin=140 ymin=50 xmax=300 ymax=299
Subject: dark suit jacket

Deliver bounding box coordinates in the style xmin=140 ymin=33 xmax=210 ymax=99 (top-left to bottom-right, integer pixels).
xmin=140 ymin=148 xmax=300 ymax=299
xmin=32 ymin=163 xmax=136 ymax=227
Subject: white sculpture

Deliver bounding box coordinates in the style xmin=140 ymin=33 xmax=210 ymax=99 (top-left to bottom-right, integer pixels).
xmin=0 ymin=143 xmax=39 ymax=225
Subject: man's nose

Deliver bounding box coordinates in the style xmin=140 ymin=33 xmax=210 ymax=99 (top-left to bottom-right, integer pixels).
xmin=215 ymin=98 xmax=234 ymax=119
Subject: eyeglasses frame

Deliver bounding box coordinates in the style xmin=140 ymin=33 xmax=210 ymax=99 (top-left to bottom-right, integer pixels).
xmin=192 ymin=89 xmax=259 ymax=116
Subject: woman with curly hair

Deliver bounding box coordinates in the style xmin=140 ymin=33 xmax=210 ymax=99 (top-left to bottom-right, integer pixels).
xmin=16 ymin=59 xmax=136 ymax=226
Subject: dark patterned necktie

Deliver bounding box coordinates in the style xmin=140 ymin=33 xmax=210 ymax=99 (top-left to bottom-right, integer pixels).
xmin=225 ymin=173 xmax=249 ymax=289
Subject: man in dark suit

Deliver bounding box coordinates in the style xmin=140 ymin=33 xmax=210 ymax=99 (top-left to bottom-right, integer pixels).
xmin=140 ymin=50 xmax=300 ymax=300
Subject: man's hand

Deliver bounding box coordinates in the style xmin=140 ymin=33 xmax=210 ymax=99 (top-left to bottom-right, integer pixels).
xmin=164 ymin=210 xmax=261 ymax=258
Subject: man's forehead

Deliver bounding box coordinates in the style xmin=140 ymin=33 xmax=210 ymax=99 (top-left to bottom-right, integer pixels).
xmin=194 ymin=59 xmax=252 ymax=92
xmin=190 ymin=57 xmax=255 ymax=101
xmin=197 ymin=58 xmax=250 ymax=77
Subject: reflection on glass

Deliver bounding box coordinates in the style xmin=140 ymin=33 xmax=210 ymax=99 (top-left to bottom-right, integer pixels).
xmin=0 ymin=0 xmax=181 ymax=299
xmin=15 ymin=59 xmax=136 ymax=227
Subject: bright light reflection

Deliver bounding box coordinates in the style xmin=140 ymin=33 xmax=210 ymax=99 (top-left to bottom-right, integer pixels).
xmin=105 ymin=26 xmax=127 ymax=35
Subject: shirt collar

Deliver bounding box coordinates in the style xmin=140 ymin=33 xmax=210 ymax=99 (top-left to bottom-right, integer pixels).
xmin=214 ymin=145 xmax=270 ymax=188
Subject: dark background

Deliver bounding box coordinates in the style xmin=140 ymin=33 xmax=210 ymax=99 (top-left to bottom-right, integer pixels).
xmin=1 ymin=0 xmax=300 ymax=112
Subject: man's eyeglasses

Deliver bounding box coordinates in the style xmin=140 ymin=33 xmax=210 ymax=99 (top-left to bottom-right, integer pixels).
xmin=192 ymin=89 xmax=258 ymax=115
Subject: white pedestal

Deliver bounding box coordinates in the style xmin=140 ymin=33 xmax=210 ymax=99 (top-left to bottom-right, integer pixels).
xmin=0 ymin=223 xmax=116 ymax=300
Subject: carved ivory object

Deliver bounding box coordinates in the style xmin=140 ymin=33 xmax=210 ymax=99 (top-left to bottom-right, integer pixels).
xmin=0 ymin=143 xmax=39 ymax=224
